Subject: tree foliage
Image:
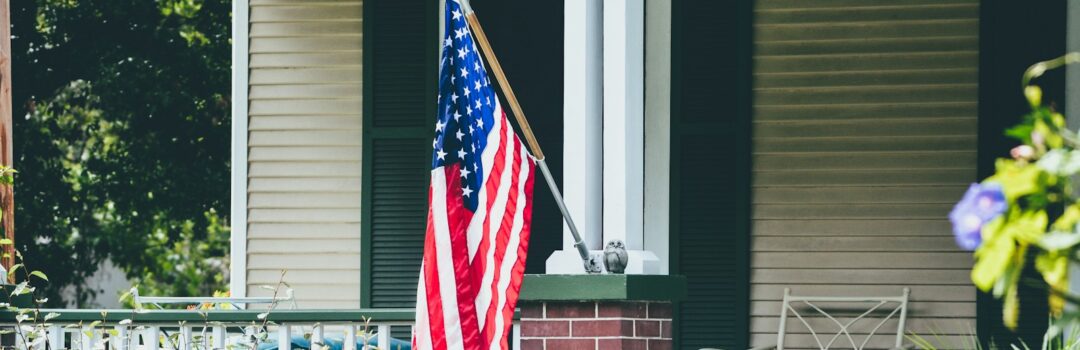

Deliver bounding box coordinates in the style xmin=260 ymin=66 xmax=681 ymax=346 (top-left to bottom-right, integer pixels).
xmin=10 ymin=0 xmax=231 ymax=306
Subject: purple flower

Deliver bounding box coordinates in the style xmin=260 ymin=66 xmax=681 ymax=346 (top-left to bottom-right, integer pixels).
xmin=949 ymin=183 xmax=1008 ymax=250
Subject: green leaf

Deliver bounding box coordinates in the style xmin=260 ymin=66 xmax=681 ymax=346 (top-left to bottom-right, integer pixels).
xmin=1002 ymin=210 xmax=1049 ymax=244
xmin=1039 ymin=231 xmax=1080 ymax=250
xmin=10 ymin=281 xmax=32 ymax=296
xmin=1037 ymin=149 xmax=1080 ymax=176
xmin=986 ymin=159 xmax=1043 ymax=202
xmin=1025 ymin=85 xmax=1043 ymax=108
xmin=7 ymin=264 xmax=21 ymax=279
xmin=29 ymin=271 xmax=48 ymax=282
xmin=972 ymin=217 xmax=1014 ymax=291
xmin=118 ymin=289 xmax=132 ymax=303
xmin=43 ymin=312 xmax=61 ymax=321
xmin=0 ymin=238 xmax=13 ymax=246
xmin=1003 ymin=285 xmax=1020 ymax=330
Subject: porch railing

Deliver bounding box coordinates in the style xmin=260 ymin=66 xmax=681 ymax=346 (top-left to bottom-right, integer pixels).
xmin=0 ymin=309 xmax=521 ymax=350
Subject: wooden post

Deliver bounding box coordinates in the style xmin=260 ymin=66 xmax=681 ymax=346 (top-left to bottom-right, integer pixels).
xmin=0 ymin=0 xmax=14 ymax=270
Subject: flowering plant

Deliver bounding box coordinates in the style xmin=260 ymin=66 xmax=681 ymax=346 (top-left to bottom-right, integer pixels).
xmin=951 ymin=53 xmax=1080 ymax=331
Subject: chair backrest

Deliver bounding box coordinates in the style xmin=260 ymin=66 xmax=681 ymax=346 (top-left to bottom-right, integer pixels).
xmin=776 ymin=288 xmax=910 ymax=350
xmin=132 ymin=288 xmax=297 ymax=310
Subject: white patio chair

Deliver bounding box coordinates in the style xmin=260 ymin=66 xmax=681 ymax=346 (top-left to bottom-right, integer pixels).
xmin=703 ymin=288 xmax=912 ymax=350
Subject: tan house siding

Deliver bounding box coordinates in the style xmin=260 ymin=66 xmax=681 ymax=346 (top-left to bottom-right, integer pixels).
xmin=244 ymin=0 xmax=363 ymax=309
xmin=750 ymin=0 xmax=978 ymax=346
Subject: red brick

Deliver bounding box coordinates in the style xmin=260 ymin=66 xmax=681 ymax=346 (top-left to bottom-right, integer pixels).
xmin=522 ymin=320 xmax=570 ymax=337
xmin=546 ymin=302 xmax=597 ymax=318
xmin=520 ymin=303 xmax=544 ymax=318
xmin=634 ymin=320 xmax=660 ymax=338
xmin=660 ymin=320 xmax=672 ymax=338
xmin=546 ymin=338 xmax=595 ymax=350
xmin=520 ymin=339 xmax=544 ymax=350
xmin=597 ymin=301 xmax=647 ymax=318
xmin=571 ymin=319 xmax=634 ymax=337
xmin=648 ymin=338 xmax=673 ymax=350
xmin=647 ymin=303 xmax=672 ymax=319
xmin=598 ymin=338 xmax=648 ymax=350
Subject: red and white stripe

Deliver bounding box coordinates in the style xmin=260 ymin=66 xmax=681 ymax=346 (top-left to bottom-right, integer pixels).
xmin=414 ymin=101 xmax=536 ymax=349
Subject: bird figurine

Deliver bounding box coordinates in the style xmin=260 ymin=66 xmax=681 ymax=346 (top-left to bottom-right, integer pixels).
xmin=603 ymin=239 xmax=629 ymax=274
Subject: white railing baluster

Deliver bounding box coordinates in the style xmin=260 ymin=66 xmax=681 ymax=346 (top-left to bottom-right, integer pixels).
xmin=115 ymin=325 xmax=131 ymax=350
xmin=145 ymin=326 xmax=161 ymax=350
xmin=14 ymin=327 xmax=24 ymax=350
xmin=311 ymin=323 xmax=324 ymax=350
xmin=47 ymin=324 xmax=63 ymax=350
xmin=80 ymin=325 xmax=96 ymax=350
xmin=277 ymin=324 xmax=291 ymax=350
xmin=376 ymin=325 xmax=390 ymax=350
xmin=512 ymin=323 xmax=521 ymax=350
xmin=213 ymin=326 xmax=226 ymax=350
xmin=343 ymin=323 xmax=357 ymax=350
xmin=200 ymin=327 xmax=210 ymax=350
xmin=179 ymin=325 xmax=193 ymax=350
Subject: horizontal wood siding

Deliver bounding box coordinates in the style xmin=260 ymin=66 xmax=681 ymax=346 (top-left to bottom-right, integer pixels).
xmin=245 ymin=0 xmax=363 ymax=308
xmin=750 ymin=0 xmax=979 ymax=346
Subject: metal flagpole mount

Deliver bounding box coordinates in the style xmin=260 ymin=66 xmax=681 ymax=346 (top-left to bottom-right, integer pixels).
xmin=461 ymin=0 xmax=601 ymax=274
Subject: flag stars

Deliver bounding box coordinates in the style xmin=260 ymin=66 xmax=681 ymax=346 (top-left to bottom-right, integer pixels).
xmin=476 ymin=119 xmax=484 ymax=129
xmin=435 ymin=119 xmax=446 ymax=132
xmin=462 ymin=185 xmax=473 ymax=197
xmin=457 ymin=148 xmax=467 ymax=159
xmin=460 ymin=67 xmax=469 ymax=79
xmin=474 ymin=99 xmax=481 ymax=110
xmin=485 ymin=97 xmax=491 ymax=106
xmin=453 ymin=110 xmax=462 ymax=121
xmin=455 ymin=28 xmax=466 ymax=40
xmin=444 ymin=36 xmax=452 ymax=47
xmin=436 ymin=149 xmax=447 ymax=161
xmin=460 ymin=167 xmax=471 ymax=179
xmin=464 ymin=86 xmax=471 ymax=97
xmin=451 ymin=92 xmax=459 ymax=103
xmin=466 ymin=105 xmax=473 ymax=116
xmin=452 ymin=9 xmax=462 ymax=21
xmin=456 ymin=129 xmax=464 ymax=141
xmin=474 ymin=61 xmax=481 ymax=72
xmin=458 ymin=47 xmax=468 ymax=59
xmin=474 ymin=80 xmax=481 ymax=91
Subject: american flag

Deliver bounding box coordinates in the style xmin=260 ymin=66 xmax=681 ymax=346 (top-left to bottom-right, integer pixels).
xmin=412 ymin=1 xmax=537 ymax=349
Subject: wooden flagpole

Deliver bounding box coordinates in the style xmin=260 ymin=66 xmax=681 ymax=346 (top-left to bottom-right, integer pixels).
xmin=0 ymin=0 xmax=14 ymax=272
xmin=460 ymin=1 xmax=601 ymax=273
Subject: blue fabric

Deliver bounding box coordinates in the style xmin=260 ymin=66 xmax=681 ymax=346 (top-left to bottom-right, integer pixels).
xmin=256 ymin=335 xmax=411 ymax=350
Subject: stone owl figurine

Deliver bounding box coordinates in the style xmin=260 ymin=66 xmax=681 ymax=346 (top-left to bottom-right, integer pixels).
xmin=603 ymin=239 xmax=629 ymax=274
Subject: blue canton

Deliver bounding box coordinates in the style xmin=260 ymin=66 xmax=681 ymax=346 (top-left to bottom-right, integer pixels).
xmin=432 ymin=0 xmax=497 ymax=211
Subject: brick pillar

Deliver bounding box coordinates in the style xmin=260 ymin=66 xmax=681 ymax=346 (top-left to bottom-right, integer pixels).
xmin=519 ymin=301 xmax=673 ymax=350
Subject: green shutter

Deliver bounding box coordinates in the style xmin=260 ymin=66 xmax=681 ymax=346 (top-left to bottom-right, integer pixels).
xmin=670 ymin=0 xmax=752 ymax=349
xmin=361 ymin=0 xmax=437 ymax=309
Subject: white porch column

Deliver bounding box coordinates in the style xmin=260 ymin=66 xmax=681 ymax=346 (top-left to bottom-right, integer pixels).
xmin=547 ymin=0 xmax=604 ymax=274
xmin=1066 ymin=0 xmax=1080 ymax=307
xmin=644 ymin=0 xmax=672 ymax=274
xmin=602 ymin=0 xmax=657 ymax=274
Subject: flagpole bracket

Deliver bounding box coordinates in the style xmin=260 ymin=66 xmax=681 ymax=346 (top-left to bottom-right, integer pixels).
xmin=581 ymin=247 xmax=603 ymax=274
